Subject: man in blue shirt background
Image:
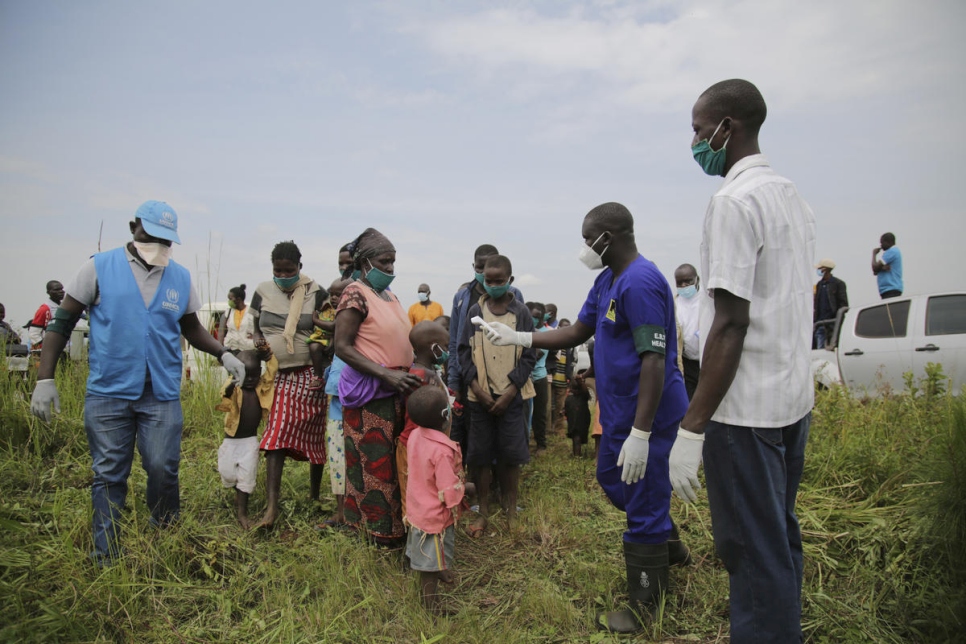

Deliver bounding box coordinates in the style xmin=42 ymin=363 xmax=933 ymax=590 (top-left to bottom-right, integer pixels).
xmin=872 ymin=232 xmax=903 ymax=299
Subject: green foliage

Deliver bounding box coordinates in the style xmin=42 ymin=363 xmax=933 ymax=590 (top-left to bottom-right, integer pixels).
xmin=0 ymin=363 xmax=963 ymax=642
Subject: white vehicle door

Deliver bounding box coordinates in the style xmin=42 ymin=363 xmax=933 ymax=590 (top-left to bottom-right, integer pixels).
xmin=838 ymin=298 xmax=916 ymax=396
xmin=912 ymin=294 xmax=966 ymax=393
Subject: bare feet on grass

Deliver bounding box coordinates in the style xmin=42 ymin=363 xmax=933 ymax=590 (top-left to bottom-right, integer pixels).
xmin=438 ymin=569 xmax=456 ymax=584
xmin=234 ymin=490 xmax=251 ymax=529
xmin=467 ymin=516 xmax=487 ymax=538
xmin=252 ymin=507 xmax=278 ymax=530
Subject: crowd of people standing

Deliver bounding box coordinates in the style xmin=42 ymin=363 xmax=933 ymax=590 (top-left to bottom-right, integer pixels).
xmin=25 ymin=78 xmax=864 ymax=641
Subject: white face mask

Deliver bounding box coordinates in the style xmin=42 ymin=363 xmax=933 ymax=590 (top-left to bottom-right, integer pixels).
xmin=133 ymin=241 xmax=172 ymax=267
xmin=418 ymin=292 xmax=429 ymax=302
xmin=578 ymin=232 xmax=609 ymax=270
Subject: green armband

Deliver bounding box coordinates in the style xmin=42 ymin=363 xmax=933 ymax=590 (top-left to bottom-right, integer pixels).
xmin=46 ymin=306 xmax=81 ymax=339
xmin=632 ymin=324 xmax=667 ymax=355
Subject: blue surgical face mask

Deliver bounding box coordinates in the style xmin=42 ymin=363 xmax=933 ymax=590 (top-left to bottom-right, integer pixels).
xmin=418 ymin=292 xmax=429 ymax=303
xmin=691 ymin=118 xmax=730 ymax=176
xmin=677 ymin=285 xmax=698 ymax=299
xmin=816 ymin=268 xmax=825 ymax=277
xmin=351 ymin=269 xmax=361 ymax=281
xmin=474 ymin=271 xmax=485 ymax=286
xmin=364 ymin=259 xmax=395 ymax=292
xmin=484 ymin=281 xmax=510 ymax=299
xmin=532 ymin=316 xmax=541 ymax=327
xmin=431 ymin=343 xmax=449 ymax=366
xmin=274 ymin=274 xmax=300 ymax=291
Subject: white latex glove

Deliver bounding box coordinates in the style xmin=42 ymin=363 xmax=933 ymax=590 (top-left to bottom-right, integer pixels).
xmin=221 ymin=351 xmax=246 ymax=382
xmin=617 ymin=428 xmax=650 ymax=484
xmin=471 ymin=317 xmax=532 ymax=348
xmin=31 ymin=379 xmax=61 ymax=422
xmin=669 ymin=427 xmax=705 ymax=503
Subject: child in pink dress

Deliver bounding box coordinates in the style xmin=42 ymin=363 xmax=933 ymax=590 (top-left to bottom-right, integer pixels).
xmin=404 ymin=385 xmax=474 ymax=615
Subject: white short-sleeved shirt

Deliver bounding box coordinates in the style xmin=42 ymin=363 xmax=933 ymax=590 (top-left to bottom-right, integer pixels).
xmin=65 ymin=245 xmax=201 ymax=314
xmin=675 ymin=293 xmax=701 ymax=361
xmin=699 ymin=154 xmax=816 ymax=428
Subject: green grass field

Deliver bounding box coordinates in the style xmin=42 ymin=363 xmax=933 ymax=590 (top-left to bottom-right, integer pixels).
xmin=1 ymin=358 xmax=963 ymax=643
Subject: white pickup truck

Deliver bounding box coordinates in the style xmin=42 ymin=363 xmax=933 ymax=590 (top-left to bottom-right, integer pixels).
xmin=811 ymin=292 xmax=966 ymax=396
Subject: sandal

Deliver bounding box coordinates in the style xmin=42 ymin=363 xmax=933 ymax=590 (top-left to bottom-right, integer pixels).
xmin=307 ymin=377 xmax=325 ymax=391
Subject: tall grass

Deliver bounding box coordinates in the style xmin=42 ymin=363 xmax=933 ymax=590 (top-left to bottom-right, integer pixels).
xmin=0 ymin=359 xmax=963 ymax=643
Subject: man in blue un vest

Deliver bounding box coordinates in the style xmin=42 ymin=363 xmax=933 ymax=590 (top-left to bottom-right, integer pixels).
xmin=31 ymin=201 xmax=246 ymax=565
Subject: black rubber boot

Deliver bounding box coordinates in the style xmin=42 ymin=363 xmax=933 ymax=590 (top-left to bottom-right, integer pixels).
xmin=597 ymin=541 xmax=669 ymax=633
xmin=668 ymin=520 xmax=693 ymax=567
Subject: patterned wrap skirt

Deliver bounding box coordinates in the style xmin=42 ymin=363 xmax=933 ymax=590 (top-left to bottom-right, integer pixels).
xmin=343 ymin=395 xmax=405 ymax=543
xmin=260 ymin=366 xmax=328 ymax=464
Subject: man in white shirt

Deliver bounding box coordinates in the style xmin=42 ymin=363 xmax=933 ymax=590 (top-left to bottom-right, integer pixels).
xmin=673 ymin=263 xmax=701 ymax=400
xmin=669 ymin=79 xmax=816 ymax=643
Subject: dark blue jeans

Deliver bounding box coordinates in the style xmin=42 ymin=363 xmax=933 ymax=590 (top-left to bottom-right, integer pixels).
xmin=704 ymin=414 xmax=810 ymax=643
xmin=84 ymin=382 xmax=184 ymax=562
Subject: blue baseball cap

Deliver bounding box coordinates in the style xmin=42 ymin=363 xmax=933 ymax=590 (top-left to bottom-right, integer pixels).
xmin=135 ymin=200 xmax=181 ymax=244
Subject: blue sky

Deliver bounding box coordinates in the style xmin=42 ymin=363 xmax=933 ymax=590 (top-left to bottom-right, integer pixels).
xmin=2 ymin=0 xmax=964 ymax=329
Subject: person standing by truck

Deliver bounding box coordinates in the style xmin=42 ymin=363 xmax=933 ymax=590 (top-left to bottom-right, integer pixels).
xmin=814 ymin=258 xmax=848 ymax=349
xmin=872 ymin=232 xmax=903 ymax=299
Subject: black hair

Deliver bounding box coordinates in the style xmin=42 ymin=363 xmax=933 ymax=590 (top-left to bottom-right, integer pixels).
xmin=474 ymin=244 xmax=499 ymax=259
xmin=229 ymin=284 xmax=247 ymax=301
xmin=339 ymin=243 xmax=350 ymax=254
xmin=484 ymin=254 xmax=512 ymax=276
xmin=881 ymin=232 xmax=896 ymax=245
xmin=46 ymin=280 xmax=62 ymax=292
xmin=585 ymin=202 xmax=634 ymax=234
xmin=271 ymin=241 xmax=302 ymax=264
xmin=526 ymin=301 xmax=545 ymax=316
xmin=699 ymin=79 xmax=767 ymax=134
xmin=407 ymin=386 xmax=449 ymax=431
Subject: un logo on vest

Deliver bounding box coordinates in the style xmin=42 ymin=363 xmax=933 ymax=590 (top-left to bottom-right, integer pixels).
xmin=166 ymin=289 xmax=180 ymax=304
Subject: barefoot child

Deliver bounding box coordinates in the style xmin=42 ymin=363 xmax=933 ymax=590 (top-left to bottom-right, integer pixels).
xmin=460 ymin=254 xmax=536 ymax=535
xmin=566 ymin=369 xmax=592 ymax=457
xmin=398 ymin=320 xmax=456 ymax=520
xmin=317 ymin=277 xmax=353 ymax=526
xmin=405 ymin=385 xmax=473 ymax=614
xmin=306 ymin=278 xmax=349 ymax=390
xmin=215 ymin=345 xmax=277 ymax=528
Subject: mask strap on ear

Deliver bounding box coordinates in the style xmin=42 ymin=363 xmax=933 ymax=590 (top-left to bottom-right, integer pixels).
xmin=710 ymin=118 xmax=731 ymax=150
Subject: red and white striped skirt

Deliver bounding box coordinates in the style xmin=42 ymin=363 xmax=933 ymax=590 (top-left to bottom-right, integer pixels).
xmin=260 ymin=366 xmax=328 ymax=464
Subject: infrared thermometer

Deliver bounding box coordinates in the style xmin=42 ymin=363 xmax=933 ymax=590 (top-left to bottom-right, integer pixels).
xmin=470 ymin=316 xmax=497 ymax=335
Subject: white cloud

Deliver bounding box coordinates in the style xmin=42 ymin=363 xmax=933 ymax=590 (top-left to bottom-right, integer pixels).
xmin=405 ymin=0 xmax=961 ymax=112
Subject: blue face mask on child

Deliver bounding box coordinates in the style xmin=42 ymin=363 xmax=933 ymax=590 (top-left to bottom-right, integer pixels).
xmin=484 ymin=281 xmax=510 ymax=299
xmin=432 ymin=343 xmax=449 ymax=366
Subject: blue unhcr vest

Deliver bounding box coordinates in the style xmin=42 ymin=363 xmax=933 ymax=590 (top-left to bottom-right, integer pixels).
xmin=88 ymin=247 xmax=190 ymax=401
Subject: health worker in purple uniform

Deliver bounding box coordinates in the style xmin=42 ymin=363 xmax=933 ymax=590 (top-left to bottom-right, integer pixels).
xmin=477 ymin=202 xmax=690 ymax=634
